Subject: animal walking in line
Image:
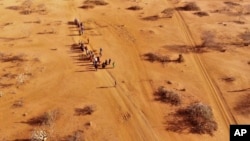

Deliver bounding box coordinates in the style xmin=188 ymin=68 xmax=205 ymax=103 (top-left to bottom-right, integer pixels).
xmin=112 ymin=61 xmax=115 ymax=68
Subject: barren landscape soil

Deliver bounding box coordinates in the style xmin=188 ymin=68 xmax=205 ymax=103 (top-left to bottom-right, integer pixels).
xmin=0 ymin=0 xmax=250 ymax=141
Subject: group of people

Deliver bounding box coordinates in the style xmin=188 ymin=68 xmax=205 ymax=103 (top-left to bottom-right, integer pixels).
xmin=74 ymin=18 xmax=115 ymax=71
xmin=74 ymin=18 xmax=84 ymax=35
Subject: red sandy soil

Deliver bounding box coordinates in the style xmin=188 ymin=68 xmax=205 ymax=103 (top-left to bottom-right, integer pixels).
xmin=0 ymin=0 xmax=250 ymax=140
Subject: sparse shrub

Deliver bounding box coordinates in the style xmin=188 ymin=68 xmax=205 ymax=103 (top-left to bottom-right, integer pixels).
xmin=234 ymin=93 xmax=250 ymax=115
xmin=75 ymin=105 xmax=96 ymax=116
xmin=142 ymin=15 xmax=160 ymax=21
xmin=27 ymin=110 xmax=60 ymax=126
xmin=84 ymin=0 xmax=108 ymax=6
xmin=31 ymin=129 xmax=47 ymax=141
xmin=80 ymin=5 xmax=94 ymax=9
xmin=193 ymin=11 xmax=209 ymax=17
xmin=143 ymin=53 xmax=170 ymax=63
xmin=154 ymin=86 xmax=181 ymax=106
xmin=0 ymin=53 xmax=26 ymax=63
xmin=127 ymin=6 xmax=142 ymax=11
xmin=222 ymin=77 xmax=235 ymax=82
xmin=64 ymin=130 xmax=84 ymax=141
xmin=224 ymin=1 xmax=240 ymax=6
xmin=168 ymin=102 xmax=218 ymax=135
xmin=176 ymin=2 xmax=200 ymax=11
xmin=12 ymin=99 xmax=23 ymax=108
xmin=161 ymin=8 xmax=174 ymax=18
xmin=238 ymin=30 xmax=250 ymax=46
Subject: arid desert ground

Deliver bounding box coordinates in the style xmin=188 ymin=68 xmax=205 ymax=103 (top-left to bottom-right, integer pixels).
xmin=0 ymin=0 xmax=250 ymax=140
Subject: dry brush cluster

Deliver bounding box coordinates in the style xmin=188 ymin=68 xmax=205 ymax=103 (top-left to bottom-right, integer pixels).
xmin=143 ymin=53 xmax=184 ymax=63
xmin=80 ymin=0 xmax=108 ymax=9
xmin=154 ymin=86 xmax=218 ymax=135
xmin=6 ymin=0 xmax=47 ymax=15
xmin=154 ymin=86 xmax=181 ymax=106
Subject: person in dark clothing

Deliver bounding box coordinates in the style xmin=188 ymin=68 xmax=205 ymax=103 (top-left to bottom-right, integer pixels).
xmin=108 ymin=58 xmax=111 ymax=65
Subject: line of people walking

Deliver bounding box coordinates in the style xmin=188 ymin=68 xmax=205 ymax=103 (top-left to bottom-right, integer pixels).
xmin=74 ymin=18 xmax=115 ymax=71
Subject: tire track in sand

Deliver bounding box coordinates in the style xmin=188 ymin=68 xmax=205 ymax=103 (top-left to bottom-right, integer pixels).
xmin=167 ymin=1 xmax=238 ymax=127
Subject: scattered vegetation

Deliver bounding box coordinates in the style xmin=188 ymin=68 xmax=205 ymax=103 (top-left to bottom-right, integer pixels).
xmin=167 ymin=102 xmax=218 ymax=135
xmin=193 ymin=11 xmax=209 ymax=17
xmin=238 ymin=29 xmax=250 ymax=46
xmin=79 ymin=4 xmax=94 ymax=9
xmin=234 ymin=94 xmax=250 ymax=115
xmin=143 ymin=53 xmax=170 ymax=63
xmin=27 ymin=110 xmax=60 ymax=126
xmin=12 ymin=99 xmax=24 ymax=108
xmin=64 ymin=130 xmax=84 ymax=141
xmin=161 ymin=8 xmax=174 ymax=18
xmin=127 ymin=6 xmax=143 ymax=11
xmin=75 ymin=105 xmax=96 ymax=116
xmin=222 ymin=77 xmax=235 ymax=82
xmin=6 ymin=0 xmax=47 ymax=15
xmin=84 ymin=0 xmax=108 ymax=6
xmin=142 ymin=15 xmax=160 ymax=21
xmin=224 ymin=1 xmax=240 ymax=6
xmin=31 ymin=129 xmax=47 ymax=141
xmin=154 ymin=86 xmax=181 ymax=106
xmin=143 ymin=52 xmax=184 ymax=63
xmin=0 ymin=53 xmax=26 ymax=63
xmin=176 ymin=2 xmax=200 ymax=11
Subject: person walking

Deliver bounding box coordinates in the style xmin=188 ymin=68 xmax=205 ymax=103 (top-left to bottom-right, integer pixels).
xmin=112 ymin=61 xmax=115 ymax=68
xmin=114 ymin=80 xmax=116 ymax=87
xmin=108 ymin=58 xmax=111 ymax=65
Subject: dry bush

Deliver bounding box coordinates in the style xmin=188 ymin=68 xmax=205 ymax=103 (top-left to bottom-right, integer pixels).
xmin=0 ymin=53 xmax=26 ymax=63
xmin=234 ymin=93 xmax=250 ymax=115
xmin=84 ymin=0 xmax=108 ymax=6
xmin=161 ymin=8 xmax=174 ymax=18
xmin=64 ymin=130 xmax=84 ymax=141
xmin=224 ymin=1 xmax=240 ymax=6
xmin=80 ymin=5 xmax=94 ymax=9
xmin=176 ymin=2 xmax=200 ymax=11
xmin=154 ymin=86 xmax=181 ymax=106
xmin=12 ymin=99 xmax=24 ymax=108
xmin=127 ymin=6 xmax=142 ymax=11
xmin=27 ymin=110 xmax=60 ymax=126
xmin=238 ymin=30 xmax=250 ymax=46
xmin=200 ymin=31 xmax=217 ymax=47
xmin=222 ymin=77 xmax=235 ymax=82
xmin=193 ymin=11 xmax=209 ymax=17
xmin=31 ymin=129 xmax=47 ymax=141
xmin=143 ymin=53 xmax=170 ymax=63
xmin=167 ymin=102 xmax=218 ymax=135
xmin=75 ymin=105 xmax=95 ymax=116
xmin=198 ymin=31 xmax=224 ymax=52
xmin=142 ymin=15 xmax=160 ymax=21
xmin=248 ymin=61 xmax=250 ymax=65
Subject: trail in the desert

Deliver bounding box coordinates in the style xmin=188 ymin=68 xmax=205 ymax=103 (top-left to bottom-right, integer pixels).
xmin=0 ymin=0 xmax=250 ymax=141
